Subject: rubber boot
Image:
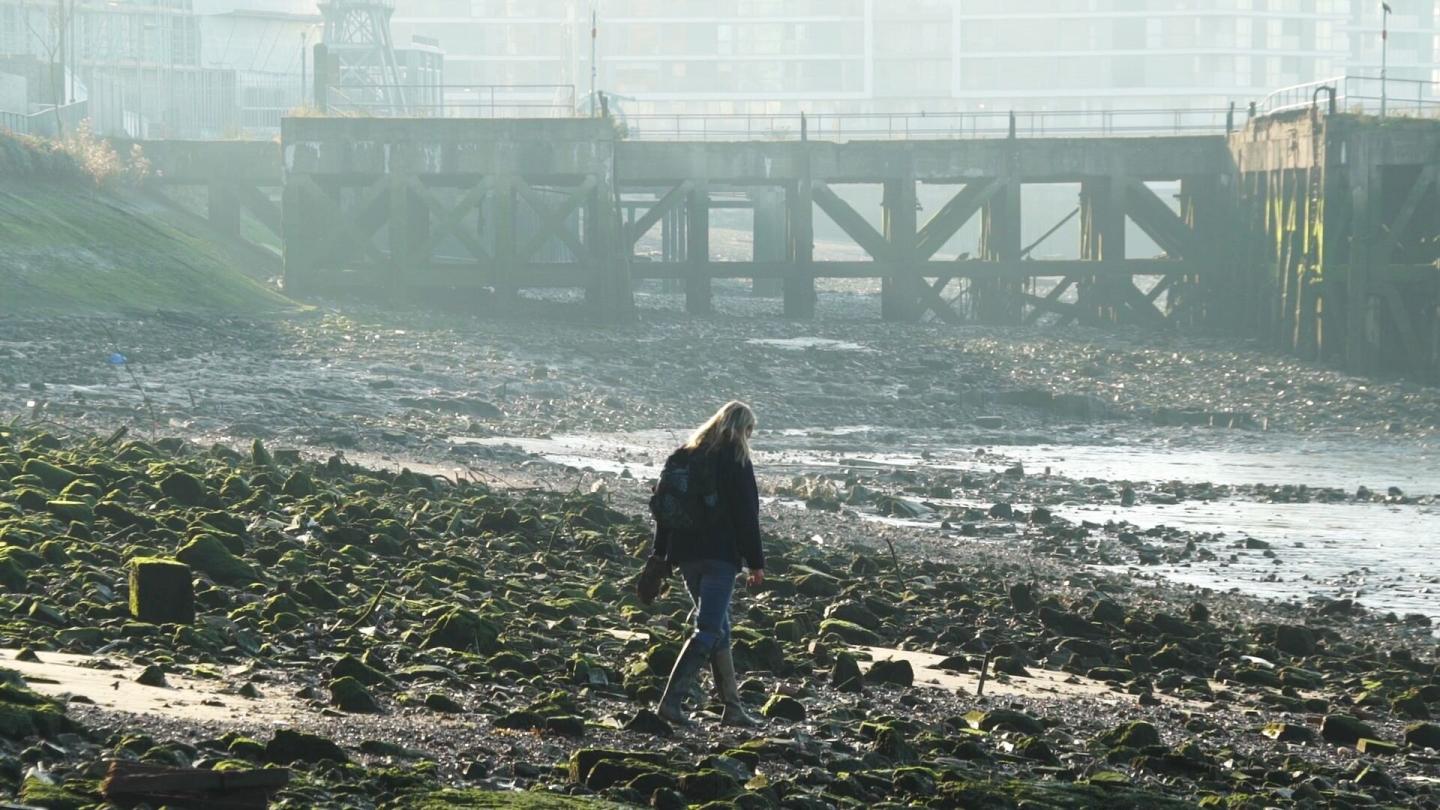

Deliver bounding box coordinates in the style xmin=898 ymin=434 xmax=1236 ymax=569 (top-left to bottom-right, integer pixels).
xmin=658 ymin=637 xmax=711 ymax=726
xmin=712 ymin=646 xmax=762 ymax=727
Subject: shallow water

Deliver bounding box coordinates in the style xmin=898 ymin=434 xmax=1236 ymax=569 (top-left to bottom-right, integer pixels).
xmin=455 ymin=427 xmax=1440 ymax=622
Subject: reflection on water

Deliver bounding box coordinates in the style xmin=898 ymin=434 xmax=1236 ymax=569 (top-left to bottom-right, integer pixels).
xmin=452 ymin=427 xmax=1440 ymax=622
xmin=1059 ymin=499 xmax=1440 ymax=621
xmin=1004 ymin=442 xmax=1440 ymax=493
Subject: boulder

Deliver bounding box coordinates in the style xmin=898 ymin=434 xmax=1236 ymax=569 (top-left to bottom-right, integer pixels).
xmin=1098 ymin=720 xmax=1161 ymax=749
xmin=1321 ymin=714 xmax=1378 ymax=746
xmin=423 ymin=608 xmax=500 ymax=653
xmin=265 ymin=729 xmax=348 ymax=764
xmin=1263 ymin=722 xmax=1317 ymax=744
xmin=329 ymin=676 xmax=381 ymax=713
xmin=865 ymin=658 xmax=914 ymax=687
xmin=159 ymin=470 xmax=207 ymax=506
xmin=965 ymin=708 xmax=1043 ymax=735
xmin=818 ymin=618 xmax=880 ymax=646
xmin=760 ymin=694 xmax=806 ymax=722
xmin=175 ymin=534 xmax=257 ymax=585
xmin=1405 ymin=722 xmax=1440 ymax=750
xmin=1274 ymin=625 xmax=1317 ymax=656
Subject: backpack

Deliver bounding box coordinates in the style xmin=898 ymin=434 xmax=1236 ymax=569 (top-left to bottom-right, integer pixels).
xmin=649 ymin=448 xmax=721 ymax=532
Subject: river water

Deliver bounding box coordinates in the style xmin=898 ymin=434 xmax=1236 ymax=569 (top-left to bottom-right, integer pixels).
xmin=456 ymin=429 xmax=1440 ymax=623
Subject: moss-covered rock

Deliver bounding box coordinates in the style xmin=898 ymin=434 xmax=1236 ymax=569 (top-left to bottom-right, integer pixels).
xmin=1262 ymin=722 xmax=1317 ymax=743
xmin=568 ymin=749 xmax=668 ymax=785
xmin=830 ymin=651 xmax=864 ymax=693
xmin=332 ymin=654 xmax=392 ymax=688
xmin=329 ymin=676 xmax=381 ymax=713
xmin=678 ymin=770 xmax=742 ymax=803
xmin=175 ymin=534 xmax=257 ymax=585
xmin=1320 ymin=714 xmax=1378 ymax=746
xmin=44 ymin=499 xmax=93 ymax=524
xmin=965 ymin=708 xmax=1044 ymax=735
xmin=159 ymin=470 xmax=207 ymax=506
xmin=818 ymin=618 xmax=880 ymax=646
xmin=1098 ymin=720 xmax=1161 ymax=749
xmin=1406 ymin=722 xmax=1440 ymax=749
xmin=760 ymin=694 xmax=806 ymax=722
xmin=423 ymin=608 xmax=500 ymax=653
xmin=264 ymin=728 xmax=348 ymax=764
xmin=19 ymin=777 xmax=99 ymax=810
xmin=21 ymin=458 xmax=78 ymax=490
xmin=865 ymin=657 xmax=914 ymax=687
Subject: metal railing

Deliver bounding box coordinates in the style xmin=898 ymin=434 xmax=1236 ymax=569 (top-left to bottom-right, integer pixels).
xmin=324 ymin=84 xmax=577 ymax=118
xmin=0 ymin=101 xmax=90 ymax=137
xmin=620 ymin=107 xmax=1234 ymax=141
xmin=1259 ymin=74 xmax=1440 ymax=118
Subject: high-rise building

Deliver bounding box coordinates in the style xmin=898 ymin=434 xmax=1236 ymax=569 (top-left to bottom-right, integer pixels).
xmin=389 ymin=0 xmax=1440 ymax=119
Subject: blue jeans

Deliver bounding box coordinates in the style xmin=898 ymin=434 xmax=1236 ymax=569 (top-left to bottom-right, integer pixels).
xmin=678 ymin=559 xmax=738 ymax=655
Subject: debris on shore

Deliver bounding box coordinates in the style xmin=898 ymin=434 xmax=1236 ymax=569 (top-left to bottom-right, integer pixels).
xmin=2 ymin=424 xmax=1438 ymax=809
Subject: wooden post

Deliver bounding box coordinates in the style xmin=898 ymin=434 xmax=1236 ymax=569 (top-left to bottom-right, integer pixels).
xmin=973 ymin=175 xmax=1024 ymax=325
xmin=388 ymin=174 xmax=411 ymax=300
xmin=785 ymin=146 xmax=817 ymax=319
xmin=881 ymin=176 xmax=922 ymax=322
xmin=494 ymin=174 xmax=518 ymax=304
xmin=686 ymin=182 xmax=712 ymax=315
xmin=1345 ymin=136 xmax=1374 ymax=375
xmin=281 ymin=178 xmax=312 ymax=295
xmin=1077 ymin=176 xmax=1124 ymax=324
xmin=751 ymin=187 xmax=785 ymax=297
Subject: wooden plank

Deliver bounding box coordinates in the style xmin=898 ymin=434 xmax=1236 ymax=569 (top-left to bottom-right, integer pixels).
xmin=1025 ymin=276 xmax=1077 ymax=325
xmin=303 ymin=176 xmax=391 ymax=269
xmin=813 ymin=182 xmax=897 ymax=263
xmin=914 ymin=179 xmax=999 ymax=260
xmin=1111 ymin=277 xmax=1172 ymax=328
xmin=918 ymin=276 xmax=964 ymax=324
xmin=1020 ymin=290 xmax=1085 ymax=319
xmin=515 ymin=176 xmax=598 ymax=262
xmin=1375 ymin=163 xmax=1438 ymax=265
xmin=102 ymin=760 xmax=290 ymax=810
xmin=409 ymin=176 xmax=495 ymax=263
xmin=1378 ymin=281 xmax=1429 ymax=372
xmin=625 ymin=181 xmax=691 ymax=249
xmin=1125 ymin=177 xmax=1200 ymax=259
xmin=629 ymin=259 xmax=1194 ymax=280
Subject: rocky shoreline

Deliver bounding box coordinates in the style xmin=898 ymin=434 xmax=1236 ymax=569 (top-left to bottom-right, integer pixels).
xmin=1 ymin=422 xmax=1438 ymax=809
xmin=2 ymin=296 xmax=1439 ymax=808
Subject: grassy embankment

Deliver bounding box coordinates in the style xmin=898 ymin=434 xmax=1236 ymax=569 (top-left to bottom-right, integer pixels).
xmin=0 ymin=130 xmax=293 ymax=316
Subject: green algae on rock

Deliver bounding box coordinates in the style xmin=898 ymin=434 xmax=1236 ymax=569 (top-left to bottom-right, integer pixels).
xmin=128 ymin=557 xmax=195 ymax=624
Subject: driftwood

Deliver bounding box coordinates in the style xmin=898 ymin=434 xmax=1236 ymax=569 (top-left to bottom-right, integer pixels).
xmin=101 ymin=760 xmax=290 ymax=810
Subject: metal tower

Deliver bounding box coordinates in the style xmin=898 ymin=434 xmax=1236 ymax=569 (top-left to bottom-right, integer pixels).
xmin=317 ymin=0 xmax=407 ymax=114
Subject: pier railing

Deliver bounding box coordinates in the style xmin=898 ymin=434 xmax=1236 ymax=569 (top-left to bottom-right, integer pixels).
xmin=620 ymin=107 xmax=1234 ymax=141
xmin=1259 ymin=74 xmax=1440 ymax=118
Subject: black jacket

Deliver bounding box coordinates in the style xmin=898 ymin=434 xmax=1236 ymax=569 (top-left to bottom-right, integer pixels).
xmin=652 ymin=447 xmax=764 ymax=571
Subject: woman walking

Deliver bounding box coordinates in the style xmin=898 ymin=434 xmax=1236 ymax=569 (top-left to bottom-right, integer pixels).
xmin=653 ymin=401 xmax=765 ymax=727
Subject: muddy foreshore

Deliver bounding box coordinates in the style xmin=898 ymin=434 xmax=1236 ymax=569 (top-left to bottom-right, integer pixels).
xmin=2 ymin=289 xmax=1439 ymax=809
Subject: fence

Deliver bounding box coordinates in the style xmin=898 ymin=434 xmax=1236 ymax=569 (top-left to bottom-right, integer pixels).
xmin=323 ymin=84 xmax=577 ymax=118
xmin=1259 ymin=74 xmax=1440 ymax=118
xmin=618 ymin=107 xmax=1235 ymax=141
xmin=0 ymin=100 xmax=89 ymax=136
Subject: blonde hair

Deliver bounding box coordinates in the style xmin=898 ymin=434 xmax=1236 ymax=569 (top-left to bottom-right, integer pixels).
xmin=684 ymin=401 xmax=756 ymax=462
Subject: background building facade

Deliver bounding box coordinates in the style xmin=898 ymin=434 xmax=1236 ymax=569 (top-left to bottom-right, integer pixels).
xmin=392 ymin=0 xmax=1440 ymax=119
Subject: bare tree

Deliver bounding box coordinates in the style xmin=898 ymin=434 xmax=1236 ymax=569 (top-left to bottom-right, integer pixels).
xmin=22 ymin=0 xmax=76 ymax=136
